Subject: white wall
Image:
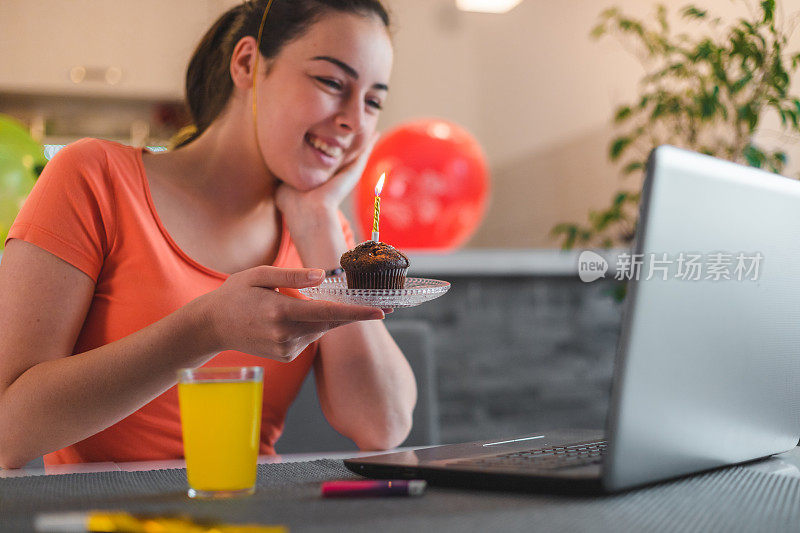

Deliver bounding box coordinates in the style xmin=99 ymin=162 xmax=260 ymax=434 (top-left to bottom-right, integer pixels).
xmin=380 ymin=0 xmax=800 ymax=247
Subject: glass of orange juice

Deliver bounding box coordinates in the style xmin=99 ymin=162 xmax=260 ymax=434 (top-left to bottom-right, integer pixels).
xmin=177 ymin=366 xmax=263 ymax=499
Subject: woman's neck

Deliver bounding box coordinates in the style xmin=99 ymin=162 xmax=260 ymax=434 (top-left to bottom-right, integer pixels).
xmin=141 ymin=110 xmax=284 ymax=272
xmin=166 ymin=108 xmax=277 ymax=216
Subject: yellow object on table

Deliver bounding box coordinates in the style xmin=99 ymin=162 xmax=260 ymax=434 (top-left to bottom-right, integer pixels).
xmin=35 ymin=511 xmax=287 ymax=533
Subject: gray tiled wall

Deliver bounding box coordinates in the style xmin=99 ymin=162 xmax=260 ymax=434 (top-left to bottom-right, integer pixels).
xmin=386 ymin=275 xmax=624 ymax=444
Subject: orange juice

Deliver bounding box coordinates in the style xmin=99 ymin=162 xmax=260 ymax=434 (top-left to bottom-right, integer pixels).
xmin=178 ymin=378 xmax=263 ymax=495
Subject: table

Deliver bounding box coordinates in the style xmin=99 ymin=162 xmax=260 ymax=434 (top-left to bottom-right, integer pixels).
xmin=3 ymin=447 xmax=800 ymax=532
xmin=0 ymin=449 xmax=396 ymax=479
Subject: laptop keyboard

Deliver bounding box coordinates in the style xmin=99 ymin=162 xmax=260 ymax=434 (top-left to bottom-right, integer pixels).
xmin=452 ymin=440 xmax=608 ymax=471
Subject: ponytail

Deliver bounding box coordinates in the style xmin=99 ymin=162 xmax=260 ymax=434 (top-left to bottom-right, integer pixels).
xmin=171 ymin=5 xmax=245 ymax=149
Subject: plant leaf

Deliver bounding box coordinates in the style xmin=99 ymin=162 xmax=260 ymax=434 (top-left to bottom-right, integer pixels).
xmin=590 ymin=23 xmax=606 ymax=39
xmin=761 ymin=0 xmax=775 ymax=24
xmin=737 ymin=104 xmax=759 ymax=132
xmin=600 ymin=7 xmax=620 ymax=18
xmin=744 ymin=144 xmax=766 ymax=168
xmin=550 ymin=223 xmax=578 ymax=250
xmin=610 ymin=137 xmax=633 ymax=161
xmin=622 ymin=161 xmax=645 ymax=175
xmin=614 ymin=106 xmax=633 ymax=122
xmin=612 ymin=192 xmax=629 ymax=207
xmin=618 ymin=18 xmax=645 ymax=37
xmin=730 ymin=71 xmax=753 ymax=94
xmin=657 ymin=4 xmax=668 ymax=32
xmin=681 ymin=6 xmax=707 ymax=19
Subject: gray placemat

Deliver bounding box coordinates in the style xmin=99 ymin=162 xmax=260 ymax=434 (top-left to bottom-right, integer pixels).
xmin=2 ymin=459 xmax=799 ymax=532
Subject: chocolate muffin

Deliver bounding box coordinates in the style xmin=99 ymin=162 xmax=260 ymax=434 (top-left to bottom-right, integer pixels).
xmin=340 ymin=241 xmax=410 ymax=289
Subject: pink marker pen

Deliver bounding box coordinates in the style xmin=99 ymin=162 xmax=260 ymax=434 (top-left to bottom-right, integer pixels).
xmin=321 ymin=479 xmax=427 ymax=498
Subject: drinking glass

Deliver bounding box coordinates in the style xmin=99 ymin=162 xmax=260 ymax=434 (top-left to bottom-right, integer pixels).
xmin=177 ymin=366 xmax=263 ymax=498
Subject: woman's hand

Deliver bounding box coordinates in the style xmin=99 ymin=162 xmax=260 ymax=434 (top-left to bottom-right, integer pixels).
xmin=275 ymin=132 xmax=379 ymax=219
xmin=194 ymin=265 xmax=384 ymax=362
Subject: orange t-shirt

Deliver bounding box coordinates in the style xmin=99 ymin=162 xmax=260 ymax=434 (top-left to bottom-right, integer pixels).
xmin=7 ymin=138 xmax=353 ymax=465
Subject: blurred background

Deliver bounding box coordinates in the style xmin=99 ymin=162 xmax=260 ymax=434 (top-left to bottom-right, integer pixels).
xmin=2 ymin=0 xmax=799 ymax=449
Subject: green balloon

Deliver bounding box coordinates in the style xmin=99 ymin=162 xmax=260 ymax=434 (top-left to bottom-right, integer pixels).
xmin=0 ymin=115 xmax=46 ymax=248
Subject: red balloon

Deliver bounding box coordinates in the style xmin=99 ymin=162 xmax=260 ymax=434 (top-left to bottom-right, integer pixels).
xmin=355 ymin=119 xmax=490 ymax=251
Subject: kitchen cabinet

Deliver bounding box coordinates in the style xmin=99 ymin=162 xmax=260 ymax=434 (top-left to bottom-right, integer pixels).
xmin=0 ymin=0 xmax=235 ymax=100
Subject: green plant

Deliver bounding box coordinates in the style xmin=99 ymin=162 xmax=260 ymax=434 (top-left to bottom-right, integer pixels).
xmin=552 ymin=0 xmax=800 ymax=250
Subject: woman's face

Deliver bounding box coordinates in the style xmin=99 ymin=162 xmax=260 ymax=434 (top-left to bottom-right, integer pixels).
xmin=254 ymin=11 xmax=393 ymax=191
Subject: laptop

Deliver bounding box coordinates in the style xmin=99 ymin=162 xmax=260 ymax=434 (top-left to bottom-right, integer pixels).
xmin=345 ymin=145 xmax=800 ymax=493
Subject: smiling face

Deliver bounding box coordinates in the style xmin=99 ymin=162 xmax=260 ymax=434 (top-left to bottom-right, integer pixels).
xmin=253 ymin=11 xmax=393 ymax=191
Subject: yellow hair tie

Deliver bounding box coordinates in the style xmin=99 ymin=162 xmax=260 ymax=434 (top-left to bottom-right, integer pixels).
xmin=252 ymin=0 xmax=276 ymax=148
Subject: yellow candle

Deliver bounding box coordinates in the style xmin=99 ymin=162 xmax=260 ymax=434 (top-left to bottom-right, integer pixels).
xmin=371 ymin=173 xmax=386 ymax=242
xmin=373 ymin=195 xmax=381 ymax=233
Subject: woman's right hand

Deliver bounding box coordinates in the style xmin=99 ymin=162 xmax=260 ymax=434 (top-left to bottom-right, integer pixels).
xmin=193 ymin=266 xmax=384 ymax=362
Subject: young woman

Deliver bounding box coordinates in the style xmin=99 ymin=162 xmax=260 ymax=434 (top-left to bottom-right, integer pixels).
xmin=0 ymin=0 xmax=416 ymax=469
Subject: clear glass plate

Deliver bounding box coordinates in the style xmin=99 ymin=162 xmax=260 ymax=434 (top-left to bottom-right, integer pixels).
xmin=299 ymin=276 xmax=450 ymax=308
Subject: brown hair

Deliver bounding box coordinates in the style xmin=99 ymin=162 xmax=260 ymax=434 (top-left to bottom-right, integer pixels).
xmin=171 ymin=0 xmax=391 ymax=149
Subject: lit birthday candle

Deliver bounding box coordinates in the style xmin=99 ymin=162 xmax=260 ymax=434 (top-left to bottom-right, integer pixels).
xmin=371 ymin=173 xmax=386 ymax=242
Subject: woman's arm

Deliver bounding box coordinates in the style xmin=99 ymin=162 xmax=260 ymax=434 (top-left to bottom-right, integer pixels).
xmin=0 ymin=240 xmax=214 ymax=468
xmin=278 ymin=207 xmax=417 ymax=450
xmin=0 ymin=239 xmax=382 ymax=468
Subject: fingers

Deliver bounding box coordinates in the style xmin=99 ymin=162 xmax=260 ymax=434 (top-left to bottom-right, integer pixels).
xmin=272 ymin=320 xmax=359 ymax=344
xmin=272 ymin=332 xmax=325 ymax=363
xmin=243 ymin=266 xmax=386 ymax=320
xmin=270 ymin=314 xmax=389 ymax=361
xmin=265 ymin=331 xmax=325 ymax=363
xmin=261 ymin=299 xmax=385 ymax=352
xmin=245 ymin=265 xmax=325 ymax=289
xmin=277 ymin=297 xmax=385 ymax=323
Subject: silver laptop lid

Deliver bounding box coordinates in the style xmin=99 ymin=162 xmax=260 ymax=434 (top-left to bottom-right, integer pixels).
xmin=603 ymin=145 xmax=800 ymax=491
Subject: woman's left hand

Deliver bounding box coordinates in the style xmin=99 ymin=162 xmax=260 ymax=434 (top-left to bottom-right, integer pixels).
xmin=275 ymin=132 xmax=379 ymax=219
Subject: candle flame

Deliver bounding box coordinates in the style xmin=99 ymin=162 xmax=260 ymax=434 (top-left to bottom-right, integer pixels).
xmin=375 ymin=173 xmax=386 ymax=196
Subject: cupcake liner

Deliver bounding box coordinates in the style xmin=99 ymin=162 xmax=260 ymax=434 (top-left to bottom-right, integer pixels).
xmin=344 ymin=267 xmax=408 ymax=289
